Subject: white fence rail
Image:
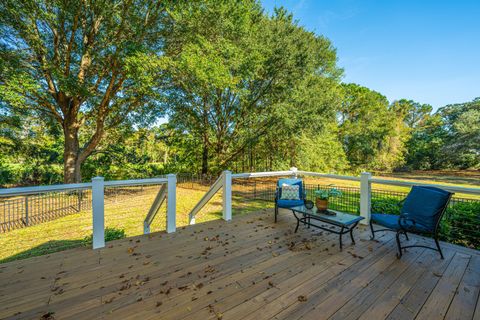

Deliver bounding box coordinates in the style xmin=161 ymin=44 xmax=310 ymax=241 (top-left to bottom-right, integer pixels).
xmin=0 ymin=175 xmax=176 ymax=249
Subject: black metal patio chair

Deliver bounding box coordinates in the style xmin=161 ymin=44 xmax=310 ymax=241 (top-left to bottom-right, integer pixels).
xmin=370 ymin=186 xmax=453 ymax=259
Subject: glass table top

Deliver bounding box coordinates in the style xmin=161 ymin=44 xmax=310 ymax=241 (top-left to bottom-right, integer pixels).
xmin=290 ymin=205 xmax=364 ymax=227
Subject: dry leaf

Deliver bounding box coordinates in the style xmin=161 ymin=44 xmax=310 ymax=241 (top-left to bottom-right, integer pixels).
xmin=40 ymin=312 xmax=55 ymax=320
xmin=103 ymin=297 xmax=115 ymax=304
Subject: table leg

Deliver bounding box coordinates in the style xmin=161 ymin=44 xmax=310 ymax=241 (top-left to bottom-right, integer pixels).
xmin=293 ymin=210 xmax=300 ymax=233
xmin=349 ymin=222 xmax=358 ymax=245
xmin=339 ymin=226 xmax=344 ymax=250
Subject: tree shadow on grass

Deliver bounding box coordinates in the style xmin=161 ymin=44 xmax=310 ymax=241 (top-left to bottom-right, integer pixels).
xmin=0 ymin=227 xmax=126 ymax=264
xmin=0 ymin=239 xmax=86 ymax=264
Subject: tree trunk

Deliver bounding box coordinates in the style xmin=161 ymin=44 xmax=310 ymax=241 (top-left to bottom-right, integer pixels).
xmin=201 ymin=105 xmax=209 ymax=175
xmin=63 ymin=121 xmax=82 ymax=184
xmin=201 ymin=140 xmax=208 ymax=175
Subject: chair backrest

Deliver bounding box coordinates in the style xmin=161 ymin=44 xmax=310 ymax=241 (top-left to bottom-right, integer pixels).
xmin=277 ymin=178 xmax=305 ymax=200
xmin=400 ymin=186 xmax=453 ymax=232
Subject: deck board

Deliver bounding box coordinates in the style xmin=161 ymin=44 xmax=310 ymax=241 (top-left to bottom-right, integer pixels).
xmin=0 ymin=208 xmax=478 ymax=320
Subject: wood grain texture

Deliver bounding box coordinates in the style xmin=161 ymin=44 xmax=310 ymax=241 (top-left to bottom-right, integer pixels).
xmin=0 ymin=208 xmax=478 ymax=320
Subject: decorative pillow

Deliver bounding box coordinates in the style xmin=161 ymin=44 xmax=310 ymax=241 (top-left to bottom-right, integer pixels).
xmin=280 ymin=184 xmax=300 ymax=200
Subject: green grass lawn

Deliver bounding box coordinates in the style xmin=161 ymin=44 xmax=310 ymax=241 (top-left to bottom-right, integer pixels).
xmin=0 ymin=186 xmax=270 ymax=264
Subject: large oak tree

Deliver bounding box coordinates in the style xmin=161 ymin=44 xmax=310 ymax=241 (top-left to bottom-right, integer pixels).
xmin=0 ymin=0 xmax=170 ymax=183
xmin=164 ymin=3 xmax=342 ymax=174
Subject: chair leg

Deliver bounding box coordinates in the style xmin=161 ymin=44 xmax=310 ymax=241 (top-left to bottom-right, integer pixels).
xmin=395 ymin=231 xmax=403 ymax=259
xmin=404 ymin=231 xmax=409 ymax=241
xmin=274 ymin=205 xmax=278 ymax=223
xmin=434 ymin=236 xmax=444 ymax=259
xmin=369 ymin=220 xmax=375 ymax=240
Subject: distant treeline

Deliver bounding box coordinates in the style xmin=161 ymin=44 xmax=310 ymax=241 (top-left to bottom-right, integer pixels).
xmin=0 ymin=1 xmax=478 ymax=186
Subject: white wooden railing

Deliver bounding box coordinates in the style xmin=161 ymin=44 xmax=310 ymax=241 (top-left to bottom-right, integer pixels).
xmin=187 ymin=168 xmax=480 ymax=226
xmin=0 ymin=175 xmax=176 ymax=249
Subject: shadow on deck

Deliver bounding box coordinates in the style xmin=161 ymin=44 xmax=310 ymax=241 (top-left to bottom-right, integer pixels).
xmin=0 ymin=208 xmax=479 ymax=320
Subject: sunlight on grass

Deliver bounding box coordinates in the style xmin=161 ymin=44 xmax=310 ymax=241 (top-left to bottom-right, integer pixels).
xmin=0 ymin=187 xmax=270 ymax=263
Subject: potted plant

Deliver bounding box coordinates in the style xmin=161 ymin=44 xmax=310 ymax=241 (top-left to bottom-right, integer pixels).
xmin=313 ymin=188 xmax=342 ymax=212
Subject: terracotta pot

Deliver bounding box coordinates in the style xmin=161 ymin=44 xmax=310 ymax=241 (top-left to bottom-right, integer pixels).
xmin=316 ymin=198 xmax=328 ymax=211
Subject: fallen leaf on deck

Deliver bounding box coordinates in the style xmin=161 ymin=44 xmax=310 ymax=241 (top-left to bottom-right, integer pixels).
xmin=40 ymin=312 xmax=55 ymax=319
xmin=204 ymin=265 xmax=215 ymax=273
xmin=298 ymin=295 xmax=308 ymax=302
xmin=103 ymin=297 xmax=115 ymax=304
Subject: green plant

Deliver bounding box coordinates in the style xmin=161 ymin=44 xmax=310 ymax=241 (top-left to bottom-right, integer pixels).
xmin=371 ymin=198 xmax=402 ymax=215
xmin=314 ymin=188 xmax=342 ymax=200
xmin=83 ymin=227 xmax=126 ymax=246
xmin=440 ymin=201 xmax=480 ymax=250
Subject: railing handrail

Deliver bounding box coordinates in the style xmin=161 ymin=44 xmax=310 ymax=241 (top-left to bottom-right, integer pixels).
xmin=104 ymin=178 xmax=167 ymax=187
xmin=232 ymin=170 xmax=295 ymax=179
xmin=0 ymin=182 xmax=92 ymax=197
xmin=297 ymin=171 xmax=361 ymax=182
xmin=0 ymin=178 xmax=168 ymax=197
xmin=369 ymin=177 xmax=480 ymax=195
xmin=230 ymin=169 xmax=480 ymax=195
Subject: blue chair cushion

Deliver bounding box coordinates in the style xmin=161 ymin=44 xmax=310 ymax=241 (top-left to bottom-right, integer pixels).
xmin=400 ymin=186 xmax=451 ymax=231
xmin=371 ymin=213 xmax=430 ymax=233
xmin=276 ymin=199 xmax=305 ymax=208
xmin=371 ymin=213 xmax=400 ymax=230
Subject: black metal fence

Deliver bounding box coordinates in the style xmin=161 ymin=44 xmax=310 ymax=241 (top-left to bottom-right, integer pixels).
xmin=0 ymin=190 xmax=91 ymax=233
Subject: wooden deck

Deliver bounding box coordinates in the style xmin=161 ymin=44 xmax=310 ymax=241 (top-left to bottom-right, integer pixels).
xmin=0 ymin=209 xmax=479 ymax=320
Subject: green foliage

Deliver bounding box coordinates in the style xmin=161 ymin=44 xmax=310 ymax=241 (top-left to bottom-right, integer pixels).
xmin=83 ymin=227 xmax=126 ymax=246
xmin=371 ymin=198 xmax=402 ymax=215
xmin=441 ymin=202 xmax=480 ymax=249
xmin=338 ymin=83 xmax=400 ymax=170
xmin=165 ymin=3 xmax=342 ymax=174
xmin=406 ymin=98 xmax=480 ymax=170
xmin=0 ymin=0 xmax=170 ymax=182
xmin=314 ymin=188 xmax=342 ymax=200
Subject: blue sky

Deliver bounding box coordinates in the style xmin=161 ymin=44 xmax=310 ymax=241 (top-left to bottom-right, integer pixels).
xmin=261 ymin=0 xmax=480 ymax=110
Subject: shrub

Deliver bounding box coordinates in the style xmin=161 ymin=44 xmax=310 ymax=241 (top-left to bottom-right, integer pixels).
xmin=441 ymin=201 xmax=480 ymax=250
xmin=83 ymin=227 xmax=126 ymax=246
xmin=371 ymin=197 xmax=402 ymax=215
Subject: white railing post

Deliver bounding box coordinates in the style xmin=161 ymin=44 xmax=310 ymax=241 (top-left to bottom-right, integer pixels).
xmin=360 ymin=172 xmax=372 ymax=225
xmin=223 ymin=170 xmax=232 ymax=221
xmin=166 ymin=174 xmax=176 ymax=233
xmin=92 ymin=177 xmax=105 ymax=249
xmin=290 ymin=167 xmax=298 ymax=178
